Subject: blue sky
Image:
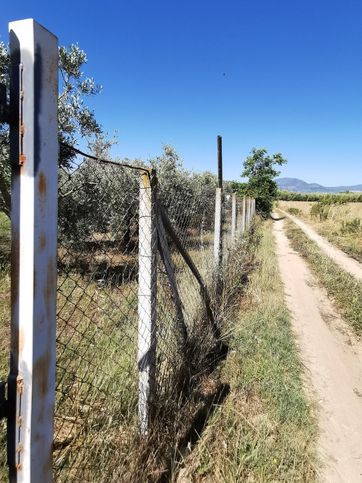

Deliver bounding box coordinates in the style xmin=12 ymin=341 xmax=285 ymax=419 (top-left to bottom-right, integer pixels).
xmin=2 ymin=1 xmax=362 ymax=185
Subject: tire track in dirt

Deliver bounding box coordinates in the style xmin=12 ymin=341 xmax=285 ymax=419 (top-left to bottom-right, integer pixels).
xmin=279 ymin=210 xmax=362 ymax=282
xmin=274 ymin=219 xmax=362 ymax=482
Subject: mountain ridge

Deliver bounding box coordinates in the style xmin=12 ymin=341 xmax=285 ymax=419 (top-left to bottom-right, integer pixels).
xmin=276 ymin=177 xmax=362 ymax=193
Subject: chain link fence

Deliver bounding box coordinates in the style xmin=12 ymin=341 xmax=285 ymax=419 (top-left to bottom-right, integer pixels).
xmin=51 ymin=151 xmax=255 ymax=481
xmin=55 ymin=155 xmax=141 ymax=480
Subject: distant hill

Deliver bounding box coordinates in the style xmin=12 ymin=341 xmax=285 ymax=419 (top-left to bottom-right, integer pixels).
xmin=276 ymin=177 xmax=362 ymax=193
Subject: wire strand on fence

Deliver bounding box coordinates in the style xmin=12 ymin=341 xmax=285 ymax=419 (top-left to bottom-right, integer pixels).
xmin=60 ymin=142 xmax=151 ymax=174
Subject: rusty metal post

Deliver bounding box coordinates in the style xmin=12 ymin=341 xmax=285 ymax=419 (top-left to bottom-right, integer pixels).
xmin=138 ymin=171 xmax=157 ymax=435
xmin=8 ymin=19 xmax=58 ymax=482
xmin=231 ymin=192 xmax=237 ymax=245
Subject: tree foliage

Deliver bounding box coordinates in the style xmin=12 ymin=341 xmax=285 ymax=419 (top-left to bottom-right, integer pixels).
xmin=0 ymin=42 xmax=103 ymax=216
xmin=241 ymin=148 xmax=287 ymax=217
xmin=59 ymin=143 xmax=218 ymax=248
xmin=150 ymin=145 xmax=217 ymax=232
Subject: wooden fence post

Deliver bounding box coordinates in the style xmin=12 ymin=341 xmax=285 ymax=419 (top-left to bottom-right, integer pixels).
xmin=138 ymin=171 xmax=157 ymax=435
xmin=8 ymin=19 xmax=58 ymax=482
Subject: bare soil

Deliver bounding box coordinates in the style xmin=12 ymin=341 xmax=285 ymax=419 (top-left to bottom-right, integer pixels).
xmin=280 ymin=210 xmax=362 ymax=282
xmin=274 ymin=219 xmax=362 ymax=482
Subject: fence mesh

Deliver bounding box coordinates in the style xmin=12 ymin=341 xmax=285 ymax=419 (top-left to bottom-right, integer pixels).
xmin=154 ymin=179 xmax=218 ymax=403
xmin=52 ymin=152 xmax=235 ymax=480
xmin=55 ymin=155 xmax=140 ymax=480
xmin=0 ymin=146 xmax=254 ymax=481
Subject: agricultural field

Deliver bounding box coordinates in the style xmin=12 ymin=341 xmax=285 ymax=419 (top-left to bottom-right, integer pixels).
xmin=278 ymin=200 xmax=362 ymax=263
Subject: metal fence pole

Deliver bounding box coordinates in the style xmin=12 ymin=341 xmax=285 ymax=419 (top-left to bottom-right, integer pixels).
xmin=138 ymin=171 xmax=157 ymax=435
xmin=231 ymin=192 xmax=237 ymax=245
xmin=8 ymin=19 xmax=58 ymax=482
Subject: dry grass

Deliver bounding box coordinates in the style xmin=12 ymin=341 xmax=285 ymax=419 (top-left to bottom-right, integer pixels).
xmin=0 ymin=210 xmax=262 ymax=481
xmin=175 ymin=221 xmax=317 ymax=482
xmin=278 ymin=201 xmax=362 ymax=262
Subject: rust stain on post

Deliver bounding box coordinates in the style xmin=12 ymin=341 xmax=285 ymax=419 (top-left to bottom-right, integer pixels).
xmin=34 ymin=351 xmax=50 ymax=398
xmin=38 ymin=171 xmax=46 ymax=197
xmin=39 ymin=232 xmax=46 ymax=250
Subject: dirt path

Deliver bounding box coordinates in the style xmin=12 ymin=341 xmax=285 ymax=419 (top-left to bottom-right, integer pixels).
xmin=274 ymin=219 xmax=362 ymax=482
xmin=279 ymin=209 xmax=362 ymax=282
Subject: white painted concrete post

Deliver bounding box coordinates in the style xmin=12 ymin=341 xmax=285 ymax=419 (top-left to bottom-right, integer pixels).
xmin=246 ymin=197 xmax=250 ymax=229
xmin=138 ymin=172 xmax=157 ymax=435
xmin=242 ymin=196 xmax=246 ymax=234
xmin=248 ymin=198 xmax=252 ymax=227
xmin=214 ymin=187 xmax=222 ymax=267
xmin=231 ymin=192 xmax=237 ymax=245
xmin=8 ymin=19 xmax=58 ymax=482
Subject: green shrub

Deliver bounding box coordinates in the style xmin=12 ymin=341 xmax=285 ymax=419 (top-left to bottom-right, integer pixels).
xmin=310 ymin=202 xmax=330 ymax=221
xmin=287 ymin=207 xmax=301 ymax=216
xmin=341 ymin=218 xmax=361 ymax=234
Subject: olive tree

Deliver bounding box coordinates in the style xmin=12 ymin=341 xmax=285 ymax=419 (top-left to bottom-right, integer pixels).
xmin=150 ymin=145 xmax=217 ymax=234
xmin=0 ymin=42 xmax=103 ymax=217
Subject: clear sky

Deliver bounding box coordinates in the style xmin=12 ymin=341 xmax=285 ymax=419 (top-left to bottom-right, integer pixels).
xmin=2 ymin=1 xmax=362 ymax=185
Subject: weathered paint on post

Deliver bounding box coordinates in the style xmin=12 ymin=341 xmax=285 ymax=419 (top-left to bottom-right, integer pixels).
xmin=213 ymin=187 xmax=222 ymax=267
xmin=138 ymin=172 xmax=157 ymax=435
xmin=231 ymin=192 xmax=237 ymax=244
xmin=8 ymin=19 xmax=58 ymax=482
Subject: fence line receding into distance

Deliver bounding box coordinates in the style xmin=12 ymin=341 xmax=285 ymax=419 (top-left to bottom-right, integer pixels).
xmin=0 ymin=18 xmax=256 ymax=482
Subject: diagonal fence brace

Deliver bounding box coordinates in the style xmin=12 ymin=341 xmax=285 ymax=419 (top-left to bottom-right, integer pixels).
xmin=158 ymin=203 xmax=221 ymax=340
xmin=156 ymin=208 xmax=188 ymax=345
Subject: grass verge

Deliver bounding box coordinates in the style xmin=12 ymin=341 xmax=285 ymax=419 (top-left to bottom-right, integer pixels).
xmin=285 ymin=219 xmax=362 ymax=336
xmin=177 ymin=220 xmax=317 ymax=482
